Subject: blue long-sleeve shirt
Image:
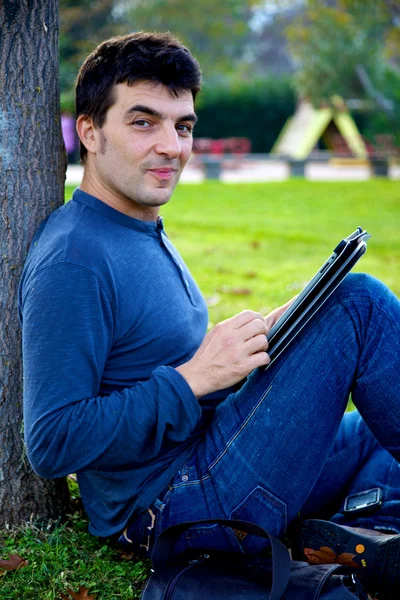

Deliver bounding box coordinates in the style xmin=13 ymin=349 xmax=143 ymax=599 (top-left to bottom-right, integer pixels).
xmin=18 ymin=188 xmax=219 ymax=537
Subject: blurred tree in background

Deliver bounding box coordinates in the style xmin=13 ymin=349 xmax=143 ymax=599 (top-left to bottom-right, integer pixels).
xmin=120 ymin=0 xmax=258 ymax=82
xmin=60 ymin=0 xmax=125 ymax=111
xmin=286 ymin=0 xmax=399 ymax=104
xmin=194 ymin=77 xmax=295 ymax=153
xmin=244 ymin=1 xmax=300 ymax=77
xmin=285 ymin=0 xmax=400 ymax=143
xmin=58 ymin=0 xmax=400 ymax=150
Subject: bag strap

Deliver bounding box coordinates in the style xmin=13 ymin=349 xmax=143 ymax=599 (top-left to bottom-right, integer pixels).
xmin=151 ymin=518 xmax=291 ymax=600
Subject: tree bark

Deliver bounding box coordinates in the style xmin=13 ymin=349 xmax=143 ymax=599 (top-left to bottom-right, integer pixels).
xmin=0 ymin=0 xmax=70 ymax=525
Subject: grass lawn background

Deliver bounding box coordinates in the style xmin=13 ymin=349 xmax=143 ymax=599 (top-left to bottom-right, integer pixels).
xmin=67 ymin=179 xmax=400 ymax=326
xmin=2 ymin=180 xmax=399 ymax=599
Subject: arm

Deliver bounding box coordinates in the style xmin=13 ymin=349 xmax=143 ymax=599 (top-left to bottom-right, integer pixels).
xmin=20 ymin=263 xmax=201 ymax=479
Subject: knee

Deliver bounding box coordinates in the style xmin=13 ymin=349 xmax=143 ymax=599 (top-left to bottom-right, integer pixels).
xmin=336 ymin=273 xmax=389 ymax=303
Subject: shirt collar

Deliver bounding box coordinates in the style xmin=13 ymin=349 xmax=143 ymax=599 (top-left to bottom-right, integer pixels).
xmin=72 ymin=188 xmax=164 ymax=233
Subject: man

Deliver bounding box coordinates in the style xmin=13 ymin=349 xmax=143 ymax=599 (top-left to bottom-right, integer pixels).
xmin=19 ymin=32 xmax=400 ymax=597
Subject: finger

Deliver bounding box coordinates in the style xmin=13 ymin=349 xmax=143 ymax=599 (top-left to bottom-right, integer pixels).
xmin=245 ymin=334 xmax=269 ymax=355
xmin=241 ymin=318 xmax=269 ymax=342
xmin=264 ymin=296 xmax=298 ymax=331
xmin=247 ymin=350 xmax=270 ymax=370
xmin=229 ymin=310 xmax=266 ymax=329
xmin=264 ymin=308 xmax=284 ymax=332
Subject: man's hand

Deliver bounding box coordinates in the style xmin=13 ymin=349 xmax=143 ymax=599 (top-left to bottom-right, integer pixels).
xmin=176 ymin=298 xmax=297 ymax=399
xmin=176 ymin=310 xmax=269 ymax=398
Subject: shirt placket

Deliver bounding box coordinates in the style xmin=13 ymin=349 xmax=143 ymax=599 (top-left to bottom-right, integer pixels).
xmin=156 ymin=219 xmax=195 ymax=304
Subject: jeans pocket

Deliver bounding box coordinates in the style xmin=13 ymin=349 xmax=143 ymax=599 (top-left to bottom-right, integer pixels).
xmin=230 ymin=486 xmax=287 ymax=554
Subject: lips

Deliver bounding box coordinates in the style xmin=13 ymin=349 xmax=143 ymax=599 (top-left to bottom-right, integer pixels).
xmin=148 ymin=168 xmax=176 ymax=180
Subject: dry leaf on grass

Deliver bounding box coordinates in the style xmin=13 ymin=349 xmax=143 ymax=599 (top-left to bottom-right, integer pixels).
xmin=0 ymin=554 xmax=29 ymax=574
xmin=116 ymin=548 xmax=136 ymax=560
xmin=217 ymin=286 xmax=252 ymax=296
xmin=231 ymin=288 xmax=252 ymax=295
xmin=59 ymin=585 xmax=97 ymax=600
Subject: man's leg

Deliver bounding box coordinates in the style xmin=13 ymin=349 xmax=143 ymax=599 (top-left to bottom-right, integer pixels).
xmin=298 ymin=410 xmax=400 ymax=533
xmin=289 ymin=413 xmax=400 ymax=598
xmin=155 ymin=274 xmax=400 ymax=554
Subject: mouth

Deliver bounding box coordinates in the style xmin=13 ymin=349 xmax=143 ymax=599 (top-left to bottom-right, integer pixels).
xmin=148 ymin=167 xmax=177 ymax=181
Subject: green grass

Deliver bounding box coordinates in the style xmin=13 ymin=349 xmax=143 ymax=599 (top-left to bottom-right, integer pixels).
xmin=0 ymin=517 xmax=147 ymax=600
xmin=2 ymin=180 xmax=398 ymax=599
xmin=67 ymin=180 xmax=400 ymax=326
xmin=0 ymin=481 xmax=148 ymax=599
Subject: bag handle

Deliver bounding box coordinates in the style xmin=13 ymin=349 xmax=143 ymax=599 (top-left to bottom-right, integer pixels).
xmin=151 ymin=518 xmax=291 ymax=600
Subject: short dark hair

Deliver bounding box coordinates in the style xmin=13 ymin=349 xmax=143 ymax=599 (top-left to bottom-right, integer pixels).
xmin=75 ymin=31 xmax=202 ymax=161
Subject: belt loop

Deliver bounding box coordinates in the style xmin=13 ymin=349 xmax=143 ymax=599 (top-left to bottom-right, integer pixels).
xmin=139 ymin=507 xmax=157 ymax=554
xmin=154 ymin=497 xmax=165 ymax=511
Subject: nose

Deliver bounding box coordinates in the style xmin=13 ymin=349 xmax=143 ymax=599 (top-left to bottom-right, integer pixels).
xmin=154 ymin=123 xmax=182 ymax=159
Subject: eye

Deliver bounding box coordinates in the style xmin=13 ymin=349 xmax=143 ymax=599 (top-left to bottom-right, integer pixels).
xmin=133 ymin=119 xmax=151 ymax=128
xmin=177 ymin=124 xmax=193 ymax=135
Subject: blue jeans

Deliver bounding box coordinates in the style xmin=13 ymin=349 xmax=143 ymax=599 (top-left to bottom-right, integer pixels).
xmin=121 ymin=274 xmax=400 ymax=556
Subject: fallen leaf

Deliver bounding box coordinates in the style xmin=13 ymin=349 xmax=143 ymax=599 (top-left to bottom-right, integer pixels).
xmin=250 ymin=240 xmax=260 ymax=249
xmin=230 ymin=288 xmax=252 ymax=295
xmin=59 ymin=586 xmax=97 ymax=600
xmin=0 ymin=554 xmax=29 ymax=572
xmin=117 ymin=550 xmax=136 ymax=560
xmin=217 ymin=286 xmax=252 ymax=296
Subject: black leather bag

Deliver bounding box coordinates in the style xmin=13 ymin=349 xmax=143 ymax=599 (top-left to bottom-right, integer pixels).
xmin=140 ymin=519 xmax=368 ymax=600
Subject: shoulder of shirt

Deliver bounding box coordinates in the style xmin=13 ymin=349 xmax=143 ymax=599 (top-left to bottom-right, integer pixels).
xmin=22 ymin=202 xmax=122 ymax=296
xmin=29 ymin=200 xmax=124 ymax=272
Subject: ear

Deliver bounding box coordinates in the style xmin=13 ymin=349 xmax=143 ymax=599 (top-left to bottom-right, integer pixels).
xmin=76 ymin=115 xmax=98 ymax=155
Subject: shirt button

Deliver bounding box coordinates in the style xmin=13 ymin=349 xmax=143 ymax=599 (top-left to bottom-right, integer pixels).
xmin=182 ymin=475 xmax=189 ymax=482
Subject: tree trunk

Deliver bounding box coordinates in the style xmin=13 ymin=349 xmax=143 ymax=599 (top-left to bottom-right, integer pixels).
xmin=0 ymin=0 xmax=70 ymax=525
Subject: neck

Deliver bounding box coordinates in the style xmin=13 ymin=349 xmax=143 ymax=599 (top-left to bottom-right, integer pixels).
xmin=80 ymin=169 xmax=159 ymax=223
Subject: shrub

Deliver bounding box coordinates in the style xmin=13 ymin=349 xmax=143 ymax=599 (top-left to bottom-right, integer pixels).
xmin=194 ymin=77 xmax=296 ymax=153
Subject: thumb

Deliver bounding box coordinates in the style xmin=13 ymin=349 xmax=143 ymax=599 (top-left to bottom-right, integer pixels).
xmin=264 ymin=296 xmax=298 ymax=332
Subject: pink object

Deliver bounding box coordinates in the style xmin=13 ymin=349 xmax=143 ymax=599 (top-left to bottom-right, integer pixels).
xmin=61 ymin=114 xmax=77 ymax=154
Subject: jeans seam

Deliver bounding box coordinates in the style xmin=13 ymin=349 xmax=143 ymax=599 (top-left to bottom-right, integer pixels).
xmin=323 ymin=431 xmax=372 ymax=464
xmin=385 ymin=458 xmax=398 ymax=498
xmin=208 ymin=384 xmax=274 ymax=472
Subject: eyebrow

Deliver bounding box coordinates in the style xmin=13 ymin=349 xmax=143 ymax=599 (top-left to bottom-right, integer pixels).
xmin=125 ymin=104 xmax=198 ymax=125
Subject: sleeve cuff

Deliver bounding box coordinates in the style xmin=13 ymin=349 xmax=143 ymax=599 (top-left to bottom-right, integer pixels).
xmin=156 ymin=365 xmax=202 ymax=425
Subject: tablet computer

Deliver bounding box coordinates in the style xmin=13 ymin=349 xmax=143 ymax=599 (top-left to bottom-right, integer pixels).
xmin=266 ymin=227 xmax=371 ymax=366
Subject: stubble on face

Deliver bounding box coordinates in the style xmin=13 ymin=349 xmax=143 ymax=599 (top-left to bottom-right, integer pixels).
xmin=99 ymin=131 xmax=107 ymax=155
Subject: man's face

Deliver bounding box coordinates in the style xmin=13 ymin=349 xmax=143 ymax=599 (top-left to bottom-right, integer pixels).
xmin=82 ymin=81 xmax=196 ymax=219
